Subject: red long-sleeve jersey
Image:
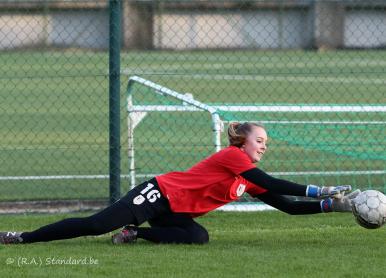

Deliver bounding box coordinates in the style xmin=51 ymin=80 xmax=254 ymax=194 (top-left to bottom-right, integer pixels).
xmin=156 ymin=146 xmax=267 ymax=217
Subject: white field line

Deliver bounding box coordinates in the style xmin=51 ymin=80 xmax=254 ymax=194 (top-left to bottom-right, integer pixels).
xmin=122 ymin=55 xmax=386 ymax=65
xmin=130 ymin=104 xmax=386 ymax=113
xmin=216 ymin=105 xmax=386 ymax=112
xmin=168 ymin=73 xmax=386 ymax=85
xmin=1 ymin=170 xmax=385 ymax=181
xmin=122 ymin=69 xmax=386 ymax=85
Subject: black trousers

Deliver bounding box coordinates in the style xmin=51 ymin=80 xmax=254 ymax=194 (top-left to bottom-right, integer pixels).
xmin=21 ymin=179 xmax=208 ymax=244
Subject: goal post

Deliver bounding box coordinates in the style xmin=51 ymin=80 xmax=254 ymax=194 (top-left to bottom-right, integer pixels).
xmin=127 ymin=76 xmax=223 ymax=188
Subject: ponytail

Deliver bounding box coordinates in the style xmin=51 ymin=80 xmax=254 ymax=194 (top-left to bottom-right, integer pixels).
xmin=227 ymin=122 xmax=265 ymax=147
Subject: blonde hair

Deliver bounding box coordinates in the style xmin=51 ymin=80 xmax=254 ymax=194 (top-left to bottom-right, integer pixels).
xmin=227 ymin=122 xmax=265 ymax=147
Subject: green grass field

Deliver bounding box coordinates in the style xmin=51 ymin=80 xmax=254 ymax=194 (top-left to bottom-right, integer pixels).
xmin=0 ymin=49 xmax=385 ymax=201
xmin=1 ymin=211 xmax=386 ymax=277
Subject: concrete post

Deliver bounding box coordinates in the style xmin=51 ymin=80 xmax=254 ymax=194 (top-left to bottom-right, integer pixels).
xmin=313 ymin=1 xmax=345 ymax=49
xmin=122 ymin=1 xmax=153 ymax=49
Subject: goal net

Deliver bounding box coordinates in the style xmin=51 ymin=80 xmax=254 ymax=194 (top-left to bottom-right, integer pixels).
xmin=126 ymin=76 xmax=386 ymax=206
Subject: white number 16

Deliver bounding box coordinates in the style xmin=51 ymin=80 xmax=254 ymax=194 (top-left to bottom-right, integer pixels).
xmin=133 ymin=183 xmax=161 ymax=205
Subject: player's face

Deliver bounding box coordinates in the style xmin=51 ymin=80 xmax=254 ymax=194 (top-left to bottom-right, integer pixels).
xmin=241 ymin=126 xmax=268 ymax=163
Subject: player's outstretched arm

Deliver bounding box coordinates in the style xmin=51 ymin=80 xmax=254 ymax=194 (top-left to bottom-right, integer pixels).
xmin=241 ymin=168 xmax=351 ymax=198
xmin=255 ymin=189 xmax=361 ymax=215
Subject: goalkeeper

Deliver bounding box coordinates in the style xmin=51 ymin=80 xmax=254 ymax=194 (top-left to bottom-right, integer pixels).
xmin=0 ymin=122 xmax=358 ymax=245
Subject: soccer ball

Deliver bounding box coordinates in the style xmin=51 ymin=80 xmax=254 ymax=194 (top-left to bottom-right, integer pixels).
xmin=352 ymin=190 xmax=386 ymax=229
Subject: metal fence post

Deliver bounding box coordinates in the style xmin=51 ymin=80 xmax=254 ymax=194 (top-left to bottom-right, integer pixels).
xmin=109 ymin=0 xmax=121 ymax=204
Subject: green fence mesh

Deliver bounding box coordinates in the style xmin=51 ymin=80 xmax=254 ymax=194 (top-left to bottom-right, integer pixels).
xmin=0 ymin=0 xmax=385 ymax=209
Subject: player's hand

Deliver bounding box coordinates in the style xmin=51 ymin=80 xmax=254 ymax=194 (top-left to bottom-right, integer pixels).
xmin=306 ymin=185 xmax=352 ymax=199
xmin=332 ymin=189 xmax=361 ymax=212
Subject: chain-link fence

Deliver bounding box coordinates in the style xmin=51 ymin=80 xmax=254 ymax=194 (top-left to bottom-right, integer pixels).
xmin=0 ymin=0 xmax=385 ymax=210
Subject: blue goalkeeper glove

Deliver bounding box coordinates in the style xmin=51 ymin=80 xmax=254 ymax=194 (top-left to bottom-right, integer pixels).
xmin=306 ymin=185 xmax=352 ymax=199
xmin=320 ymin=189 xmax=361 ymax=212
